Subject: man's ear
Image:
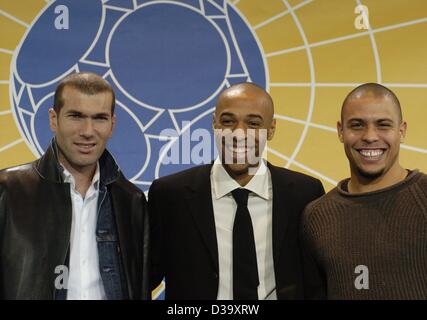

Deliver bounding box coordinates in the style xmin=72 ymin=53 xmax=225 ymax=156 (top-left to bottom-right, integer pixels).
xmin=337 ymin=121 xmax=344 ymax=143
xmin=399 ymin=120 xmax=407 ymax=143
xmin=267 ymin=118 xmax=276 ymax=141
xmin=109 ymin=114 xmax=116 ymax=138
xmin=49 ymin=108 xmax=58 ymax=133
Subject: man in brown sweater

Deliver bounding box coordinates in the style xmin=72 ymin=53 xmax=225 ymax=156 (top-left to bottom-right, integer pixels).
xmin=301 ymin=83 xmax=427 ymax=299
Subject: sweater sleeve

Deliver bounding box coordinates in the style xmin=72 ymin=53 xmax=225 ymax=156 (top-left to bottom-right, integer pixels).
xmin=300 ymin=203 xmax=327 ymax=299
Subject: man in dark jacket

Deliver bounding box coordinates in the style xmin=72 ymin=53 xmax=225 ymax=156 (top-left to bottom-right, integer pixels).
xmin=149 ymin=83 xmax=325 ymax=300
xmin=0 ymin=72 xmax=149 ymax=300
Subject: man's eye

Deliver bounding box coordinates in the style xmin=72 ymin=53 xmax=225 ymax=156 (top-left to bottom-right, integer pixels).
xmin=350 ymin=123 xmax=363 ymax=129
xmin=69 ymin=114 xmax=82 ymax=119
xmin=222 ymin=119 xmax=233 ymax=125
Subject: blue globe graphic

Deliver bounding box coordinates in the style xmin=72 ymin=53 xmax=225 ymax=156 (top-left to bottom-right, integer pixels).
xmin=11 ymin=0 xmax=266 ymax=191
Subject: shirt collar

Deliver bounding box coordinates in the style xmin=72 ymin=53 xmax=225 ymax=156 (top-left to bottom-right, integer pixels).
xmin=61 ymin=162 xmax=100 ymax=191
xmin=211 ymin=157 xmax=271 ymax=200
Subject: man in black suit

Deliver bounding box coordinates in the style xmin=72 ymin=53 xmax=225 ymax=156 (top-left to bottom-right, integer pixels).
xmin=149 ymin=83 xmax=325 ymax=300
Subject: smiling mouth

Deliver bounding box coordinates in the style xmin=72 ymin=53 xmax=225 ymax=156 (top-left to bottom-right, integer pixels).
xmin=75 ymin=143 xmax=96 ymax=152
xmin=357 ymin=148 xmax=385 ymax=160
xmin=225 ymin=143 xmax=255 ymax=154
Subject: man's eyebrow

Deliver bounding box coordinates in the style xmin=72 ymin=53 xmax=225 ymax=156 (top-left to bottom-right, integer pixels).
xmin=345 ymin=118 xmax=364 ymax=125
xmin=92 ymin=112 xmax=111 ymax=117
xmin=219 ymin=113 xmax=263 ymax=119
xmin=346 ymin=117 xmax=394 ymax=123
xmin=65 ymin=110 xmax=111 ymax=117
xmin=220 ymin=112 xmax=235 ymax=117
xmin=246 ymin=114 xmax=263 ymax=120
xmin=65 ymin=109 xmax=83 ymax=114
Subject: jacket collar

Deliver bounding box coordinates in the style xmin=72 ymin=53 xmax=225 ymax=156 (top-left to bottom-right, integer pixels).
xmin=183 ymin=161 xmax=295 ymax=273
xmin=34 ymin=138 xmax=121 ymax=185
xmin=211 ymin=158 xmax=271 ymax=200
xmin=267 ymin=162 xmax=295 ymax=265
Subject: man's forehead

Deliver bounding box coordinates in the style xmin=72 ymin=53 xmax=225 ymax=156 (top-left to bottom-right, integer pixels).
xmin=62 ymin=88 xmax=111 ymax=103
xmin=216 ymin=105 xmax=269 ymax=121
xmin=217 ymin=95 xmax=271 ymax=113
xmin=61 ymin=91 xmax=112 ymax=111
xmin=343 ymin=96 xmax=399 ymax=119
xmin=62 ymin=86 xmax=110 ymax=98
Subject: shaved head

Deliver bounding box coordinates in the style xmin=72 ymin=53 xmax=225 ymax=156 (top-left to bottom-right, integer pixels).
xmin=338 ymin=82 xmax=408 ymax=191
xmin=213 ymin=82 xmax=276 ymax=185
xmin=216 ymin=82 xmax=274 ymax=121
xmin=341 ymin=83 xmax=402 ymax=122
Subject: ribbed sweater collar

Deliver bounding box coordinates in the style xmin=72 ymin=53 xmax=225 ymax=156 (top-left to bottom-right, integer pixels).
xmin=336 ymin=169 xmax=422 ymax=199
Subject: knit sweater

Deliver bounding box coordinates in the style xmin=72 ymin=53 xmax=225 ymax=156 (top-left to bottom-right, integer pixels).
xmin=301 ymin=170 xmax=427 ymax=299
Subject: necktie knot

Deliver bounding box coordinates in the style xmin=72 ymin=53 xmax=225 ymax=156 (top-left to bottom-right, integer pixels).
xmin=231 ymin=188 xmax=250 ymax=207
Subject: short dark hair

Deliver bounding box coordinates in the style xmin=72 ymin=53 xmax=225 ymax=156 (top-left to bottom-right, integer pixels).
xmin=341 ymin=83 xmax=402 ymax=122
xmin=53 ymin=72 xmax=115 ymax=115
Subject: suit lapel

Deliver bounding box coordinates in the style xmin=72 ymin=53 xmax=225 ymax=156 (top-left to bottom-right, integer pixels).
xmin=184 ymin=165 xmax=219 ymax=272
xmin=268 ymin=163 xmax=296 ymax=265
xmin=182 ymin=163 xmax=296 ymax=274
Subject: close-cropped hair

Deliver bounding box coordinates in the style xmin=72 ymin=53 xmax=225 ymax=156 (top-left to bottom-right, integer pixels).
xmin=53 ymin=72 xmax=116 ymax=114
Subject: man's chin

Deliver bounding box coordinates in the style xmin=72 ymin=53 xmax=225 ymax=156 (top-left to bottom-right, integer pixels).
xmin=223 ymin=162 xmax=253 ymax=176
xmin=356 ymin=166 xmax=385 ymax=180
xmin=67 ymin=157 xmax=98 ymax=171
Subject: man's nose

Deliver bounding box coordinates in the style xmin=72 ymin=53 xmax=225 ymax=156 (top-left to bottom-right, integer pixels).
xmin=233 ymin=120 xmax=247 ymax=132
xmin=232 ymin=124 xmax=247 ymax=144
xmin=362 ymin=125 xmax=379 ymax=143
xmin=232 ymin=120 xmax=249 ymax=137
xmin=79 ymin=118 xmax=95 ymax=137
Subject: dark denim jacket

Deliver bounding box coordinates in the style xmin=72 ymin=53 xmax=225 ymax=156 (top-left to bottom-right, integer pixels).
xmin=56 ymin=143 xmax=129 ymax=300
xmin=96 ymin=165 xmax=128 ymax=300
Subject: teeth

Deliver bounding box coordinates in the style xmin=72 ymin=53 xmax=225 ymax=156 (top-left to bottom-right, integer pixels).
xmin=359 ymin=149 xmax=383 ymax=157
xmin=77 ymin=144 xmax=95 ymax=149
xmin=225 ymin=145 xmax=252 ymax=153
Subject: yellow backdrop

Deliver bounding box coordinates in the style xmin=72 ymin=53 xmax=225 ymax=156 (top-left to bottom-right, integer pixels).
xmin=1 ymin=0 xmax=426 ymax=193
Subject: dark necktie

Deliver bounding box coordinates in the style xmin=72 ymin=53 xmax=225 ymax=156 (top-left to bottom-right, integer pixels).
xmin=231 ymin=188 xmax=259 ymax=300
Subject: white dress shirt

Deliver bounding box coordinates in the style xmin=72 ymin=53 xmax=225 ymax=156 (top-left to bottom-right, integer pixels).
xmin=62 ymin=162 xmax=106 ymax=300
xmin=211 ymin=158 xmax=277 ymax=300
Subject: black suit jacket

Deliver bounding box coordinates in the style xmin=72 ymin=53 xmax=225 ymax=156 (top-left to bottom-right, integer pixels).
xmin=148 ymin=162 xmax=325 ymax=300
